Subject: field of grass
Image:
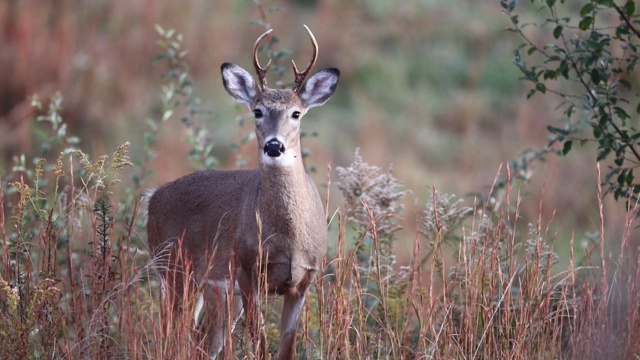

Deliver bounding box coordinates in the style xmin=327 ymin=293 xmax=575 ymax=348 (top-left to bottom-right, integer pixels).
xmin=1 ymin=0 xmax=640 ymax=359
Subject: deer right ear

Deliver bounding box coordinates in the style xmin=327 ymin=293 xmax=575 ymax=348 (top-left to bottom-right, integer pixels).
xmin=221 ymin=63 xmax=258 ymax=106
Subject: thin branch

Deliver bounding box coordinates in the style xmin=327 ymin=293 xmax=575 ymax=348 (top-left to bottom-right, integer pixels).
xmin=613 ymin=4 xmax=640 ymax=38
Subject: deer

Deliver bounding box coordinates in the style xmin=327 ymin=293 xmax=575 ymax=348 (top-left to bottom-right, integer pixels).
xmin=146 ymin=25 xmax=339 ymax=360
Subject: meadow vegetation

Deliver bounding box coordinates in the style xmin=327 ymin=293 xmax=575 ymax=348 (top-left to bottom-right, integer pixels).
xmin=1 ymin=0 xmax=640 ymax=359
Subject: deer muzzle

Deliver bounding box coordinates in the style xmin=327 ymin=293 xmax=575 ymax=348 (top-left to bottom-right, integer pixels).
xmin=264 ymin=139 xmax=285 ymax=157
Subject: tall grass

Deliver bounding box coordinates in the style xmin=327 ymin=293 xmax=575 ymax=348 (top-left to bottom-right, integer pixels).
xmin=1 ymin=100 xmax=640 ymax=358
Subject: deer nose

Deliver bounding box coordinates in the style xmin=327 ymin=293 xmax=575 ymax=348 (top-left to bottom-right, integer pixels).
xmin=264 ymin=139 xmax=285 ymax=157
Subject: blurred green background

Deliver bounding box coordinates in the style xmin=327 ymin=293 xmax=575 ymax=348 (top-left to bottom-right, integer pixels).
xmin=0 ymin=0 xmax=627 ymax=261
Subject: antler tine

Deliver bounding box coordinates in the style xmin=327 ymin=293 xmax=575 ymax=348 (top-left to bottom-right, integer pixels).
xmin=253 ymin=29 xmax=273 ymax=90
xmin=291 ymin=25 xmax=318 ymax=93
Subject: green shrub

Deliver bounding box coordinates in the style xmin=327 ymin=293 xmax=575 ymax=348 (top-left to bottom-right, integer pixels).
xmin=503 ymin=0 xmax=640 ymax=206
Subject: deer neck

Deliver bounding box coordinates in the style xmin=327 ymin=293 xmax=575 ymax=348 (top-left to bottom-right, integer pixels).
xmin=257 ymin=157 xmax=312 ymax=237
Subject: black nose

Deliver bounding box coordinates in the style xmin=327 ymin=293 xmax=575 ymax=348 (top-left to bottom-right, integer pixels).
xmin=264 ymin=139 xmax=285 ymax=157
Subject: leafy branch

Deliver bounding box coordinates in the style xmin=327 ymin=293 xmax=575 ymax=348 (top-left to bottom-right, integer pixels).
xmin=502 ymin=0 xmax=640 ymax=205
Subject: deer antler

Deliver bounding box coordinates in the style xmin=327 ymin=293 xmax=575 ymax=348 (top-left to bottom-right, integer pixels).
xmin=291 ymin=25 xmax=318 ymax=93
xmin=253 ymin=29 xmax=273 ymax=90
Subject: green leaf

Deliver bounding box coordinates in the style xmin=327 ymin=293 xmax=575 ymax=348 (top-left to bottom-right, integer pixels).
xmin=580 ymin=3 xmax=595 ymax=17
xmin=597 ymin=147 xmax=610 ymax=160
xmin=154 ymin=24 xmax=165 ymax=36
xmin=579 ymin=16 xmax=594 ymax=30
xmin=590 ymin=68 xmax=602 ymax=84
xmin=543 ymin=69 xmax=556 ymax=80
xmin=560 ymin=61 xmax=570 ymax=79
xmin=145 ymin=118 xmax=158 ymax=131
xmin=618 ymin=169 xmax=628 ymax=186
xmin=547 ymin=125 xmax=570 ymax=136
xmin=625 ymin=0 xmax=636 ymax=16
xmin=599 ymin=114 xmax=610 ymax=127
xmin=619 ymin=79 xmax=632 ymax=89
xmin=614 ymin=106 xmax=630 ymax=120
xmin=546 ymin=0 xmax=556 ymax=8
xmin=562 ymin=140 xmax=573 ymax=155
xmin=66 ymin=136 xmax=80 ymax=145
xmin=536 ymin=82 xmax=547 ymax=93
xmin=162 ymin=109 xmax=173 ymax=122
xmin=526 ymin=89 xmax=536 ymax=99
xmin=593 ymin=125 xmax=603 ymax=139
xmin=553 ymin=25 xmax=564 ymax=39
xmin=595 ymin=0 xmax=614 ymax=7
xmin=144 ymin=132 xmax=154 ymax=145
xmin=57 ymin=123 xmax=67 ymax=138
xmin=241 ymin=133 xmax=255 ymax=144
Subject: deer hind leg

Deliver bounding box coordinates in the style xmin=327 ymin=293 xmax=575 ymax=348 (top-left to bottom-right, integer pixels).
xmin=195 ymin=279 xmax=244 ymax=359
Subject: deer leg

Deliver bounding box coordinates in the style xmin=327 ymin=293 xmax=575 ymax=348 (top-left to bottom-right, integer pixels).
xmin=195 ymin=280 xmax=243 ymax=359
xmin=194 ymin=289 xmax=224 ymax=358
xmin=277 ymin=289 xmax=308 ymax=360
xmin=229 ymin=289 xmax=244 ymax=333
xmin=237 ymin=269 xmax=267 ymax=359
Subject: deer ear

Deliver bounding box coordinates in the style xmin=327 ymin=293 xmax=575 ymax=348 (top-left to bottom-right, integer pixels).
xmin=221 ymin=63 xmax=258 ymax=106
xmin=299 ymin=68 xmax=340 ymax=109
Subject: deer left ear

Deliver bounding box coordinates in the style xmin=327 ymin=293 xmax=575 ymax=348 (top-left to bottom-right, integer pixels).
xmin=299 ymin=68 xmax=340 ymax=109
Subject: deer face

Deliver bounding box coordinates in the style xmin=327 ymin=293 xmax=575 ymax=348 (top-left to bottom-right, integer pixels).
xmin=252 ymin=89 xmax=304 ymax=166
xmin=221 ymin=47 xmax=339 ymax=167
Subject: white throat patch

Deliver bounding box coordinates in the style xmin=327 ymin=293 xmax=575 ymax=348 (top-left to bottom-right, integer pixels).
xmin=260 ymin=147 xmax=299 ymax=167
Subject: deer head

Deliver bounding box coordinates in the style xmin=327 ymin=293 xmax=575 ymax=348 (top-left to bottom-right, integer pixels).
xmin=221 ymin=25 xmax=340 ymax=168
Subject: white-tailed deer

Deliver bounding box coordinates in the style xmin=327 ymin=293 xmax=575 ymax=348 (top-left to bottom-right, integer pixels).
xmin=146 ymin=25 xmax=339 ymax=359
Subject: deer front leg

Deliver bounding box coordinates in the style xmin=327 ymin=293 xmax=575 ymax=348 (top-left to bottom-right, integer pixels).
xmin=277 ymin=289 xmax=308 ymax=360
xmin=237 ymin=268 xmax=267 ymax=359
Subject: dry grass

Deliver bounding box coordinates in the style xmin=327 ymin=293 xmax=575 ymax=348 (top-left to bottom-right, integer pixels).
xmin=1 ymin=145 xmax=639 ymax=359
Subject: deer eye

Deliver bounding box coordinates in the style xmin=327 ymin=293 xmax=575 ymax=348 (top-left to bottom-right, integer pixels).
xmin=253 ymin=109 xmax=263 ymax=118
xmin=292 ymin=111 xmax=301 ymax=119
